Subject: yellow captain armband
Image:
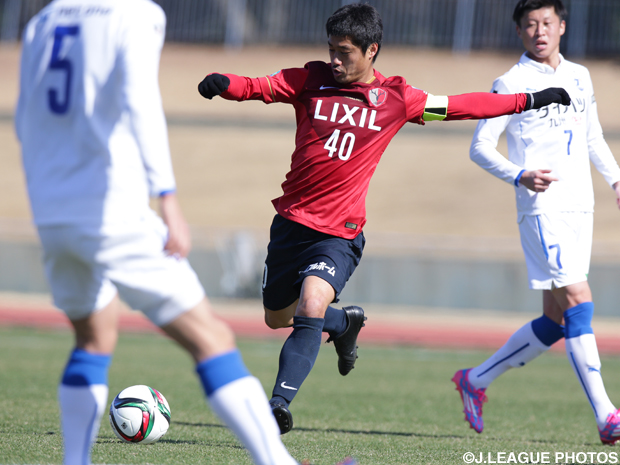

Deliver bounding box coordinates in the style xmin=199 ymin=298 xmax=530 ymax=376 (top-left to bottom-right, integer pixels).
xmin=422 ymin=94 xmax=449 ymax=122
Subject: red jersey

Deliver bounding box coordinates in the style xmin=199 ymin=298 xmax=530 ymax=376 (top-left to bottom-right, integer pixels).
xmin=221 ymin=61 xmax=527 ymax=239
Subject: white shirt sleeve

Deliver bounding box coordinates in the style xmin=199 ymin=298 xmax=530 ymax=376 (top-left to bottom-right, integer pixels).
xmin=119 ymin=5 xmax=176 ymax=197
xmin=469 ymin=78 xmax=524 ymax=186
xmin=584 ymin=74 xmax=620 ymax=189
xmin=15 ymin=22 xmax=36 ymax=143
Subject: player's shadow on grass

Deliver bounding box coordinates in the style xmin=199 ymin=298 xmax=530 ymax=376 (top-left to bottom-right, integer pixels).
xmin=294 ymin=427 xmax=594 ymax=446
xmin=295 ymin=426 xmax=463 ymax=440
xmin=159 ymin=438 xmax=245 ymax=450
xmin=174 ymin=420 xmax=462 ymax=440
xmin=174 ymin=421 xmax=585 ymax=445
xmin=174 ymin=421 xmax=228 ymax=429
xmin=97 ymin=429 xmax=246 ymax=450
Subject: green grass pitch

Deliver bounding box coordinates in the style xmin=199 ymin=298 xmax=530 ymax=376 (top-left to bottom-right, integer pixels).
xmin=2 ymin=326 xmax=620 ymax=464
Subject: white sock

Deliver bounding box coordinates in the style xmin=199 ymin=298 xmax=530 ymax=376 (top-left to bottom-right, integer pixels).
xmin=566 ymin=334 xmax=616 ymax=428
xmin=58 ymin=383 xmax=109 ymax=465
xmin=469 ymin=322 xmax=550 ymax=389
xmin=208 ymin=376 xmax=298 ymax=465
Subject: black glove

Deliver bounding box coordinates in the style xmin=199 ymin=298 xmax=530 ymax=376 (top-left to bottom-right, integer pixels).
xmin=526 ymin=87 xmax=571 ymax=110
xmin=198 ymin=74 xmax=230 ymax=100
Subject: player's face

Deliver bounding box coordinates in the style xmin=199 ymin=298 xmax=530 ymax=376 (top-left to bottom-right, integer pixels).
xmin=517 ymin=6 xmax=565 ymax=68
xmin=328 ymin=36 xmax=378 ymax=85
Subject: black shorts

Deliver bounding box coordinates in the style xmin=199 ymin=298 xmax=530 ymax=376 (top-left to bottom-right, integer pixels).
xmin=262 ymin=215 xmax=365 ymax=311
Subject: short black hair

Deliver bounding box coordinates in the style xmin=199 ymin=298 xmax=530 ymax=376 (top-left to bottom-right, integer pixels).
xmin=326 ymin=3 xmax=383 ymax=62
xmin=513 ymin=0 xmax=568 ymax=26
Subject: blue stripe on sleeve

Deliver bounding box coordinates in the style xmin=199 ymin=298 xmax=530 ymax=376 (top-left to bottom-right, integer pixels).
xmin=514 ymin=169 xmax=525 ymax=187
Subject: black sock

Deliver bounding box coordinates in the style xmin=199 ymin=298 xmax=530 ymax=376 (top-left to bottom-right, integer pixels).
xmin=271 ymin=316 xmax=324 ymax=405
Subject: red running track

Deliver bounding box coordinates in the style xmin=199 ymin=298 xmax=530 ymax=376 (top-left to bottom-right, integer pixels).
xmin=3 ymin=306 xmax=620 ymax=355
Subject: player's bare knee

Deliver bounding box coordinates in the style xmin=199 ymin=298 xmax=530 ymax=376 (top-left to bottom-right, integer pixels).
xmin=560 ymin=282 xmax=593 ymax=309
xmin=569 ymin=288 xmax=592 ymax=306
xmin=296 ymin=296 xmax=328 ymax=318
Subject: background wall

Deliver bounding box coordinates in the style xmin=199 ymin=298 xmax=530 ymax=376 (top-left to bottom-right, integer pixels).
xmin=1 ymin=0 xmax=620 ymax=57
xmin=0 ymin=1 xmax=619 ymax=314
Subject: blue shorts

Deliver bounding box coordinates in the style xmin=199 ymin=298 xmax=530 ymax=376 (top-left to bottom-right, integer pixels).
xmin=262 ymin=215 xmax=365 ymax=311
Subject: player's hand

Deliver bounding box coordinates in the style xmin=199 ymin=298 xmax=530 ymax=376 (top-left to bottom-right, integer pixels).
xmin=159 ymin=192 xmax=191 ymax=258
xmin=526 ymin=88 xmax=571 ymax=110
xmin=518 ymin=169 xmax=558 ymax=192
xmin=198 ymin=73 xmax=230 ymax=100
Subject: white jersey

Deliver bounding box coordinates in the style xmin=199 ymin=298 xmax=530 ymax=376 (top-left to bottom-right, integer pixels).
xmin=470 ymin=53 xmax=620 ymax=221
xmin=15 ymin=0 xmax=176 ymax=226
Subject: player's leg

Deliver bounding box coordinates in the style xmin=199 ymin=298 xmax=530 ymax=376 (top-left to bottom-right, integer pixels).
xmin=109 ymin=214 xmax=297 ymax=464
xmin=265 ymin=299 xmax=361 ymax=374
xmin=452 ymin=214 xmax=566 ymax=433
xmin=553 ymin=282 xmax=620 ymax=443
xmin=452 ymin=302 xmax=564 ymax=434
xmin=264 ymin=300 xmax=297 ymax=328
xmin=60 ymin=296 xmax=120 ymax=465
xmin=160 ymin=299 xmax=297 ymax=465
xmin=38 ymin=225 xmax=120 ymax=465
xmin=298 ymin=232 xmax=367 ymax=377
xmin=268 ymin=275 xmax=334 ymax=433
xmin=262 ymin=216 xmax=366 ymax=433
xmin=263 ymin=215 xmax=365 ymax=346
xmin=466 ymin=291 xmax=565 ymax=390
xmin=541 ymin=211 xmax=620 ymax=442
xmin=456 ymin=311 xmax=564 ymax=387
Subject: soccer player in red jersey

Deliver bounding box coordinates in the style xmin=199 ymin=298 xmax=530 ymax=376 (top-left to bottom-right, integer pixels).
xmin=198 ymin=3 xmax=570 ymax=434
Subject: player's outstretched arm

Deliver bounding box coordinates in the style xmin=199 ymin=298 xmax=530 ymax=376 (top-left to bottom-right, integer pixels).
xmin=198 ymin=73 xmax=230 ymax=99
xmin=518 ymin=169 xmax=559 ymax=193
xmin=198 ymin=68 xmax=307 ymax=104
xmin=198 ymin=72 xmax=266 ymax=102
xmin=431 ymin=87 xmax=571 ymax=122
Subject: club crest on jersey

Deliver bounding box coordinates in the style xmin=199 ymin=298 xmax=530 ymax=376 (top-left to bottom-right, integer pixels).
xmin=368 ymin=88 xmax=387 ymax=107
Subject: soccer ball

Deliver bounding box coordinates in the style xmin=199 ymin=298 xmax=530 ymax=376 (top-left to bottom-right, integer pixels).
xmin=109 ymin=385 xmax=171 ymax=444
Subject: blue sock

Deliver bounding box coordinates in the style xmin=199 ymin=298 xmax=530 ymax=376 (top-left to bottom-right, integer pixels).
xmin=531 ymin=314 xmax=565 ymax=346
xmin=196 ymin=349 xmax=251 ymax=397
xmin=271 ymin=316 xmax=324 ymax=405
xmin=323 ymin=306 xmax=347 ymax=338
xmin=564 ymin=302 xmax=594 ymax=339
xmin=61 ymin=349 xmax=111 ymax=386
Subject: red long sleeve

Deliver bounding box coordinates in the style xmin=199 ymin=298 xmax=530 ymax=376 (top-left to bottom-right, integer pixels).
xmin=219 ymin=73 xmax=268 ymax=102
xmin=446 ymin=92 xmax=528 ymax=121
xmin=219 ymin=69 xmax=308 ymax=104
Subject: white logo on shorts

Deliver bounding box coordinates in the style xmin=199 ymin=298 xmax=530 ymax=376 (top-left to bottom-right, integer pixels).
xmin=303 ymin=262 xmax=336 ymax=277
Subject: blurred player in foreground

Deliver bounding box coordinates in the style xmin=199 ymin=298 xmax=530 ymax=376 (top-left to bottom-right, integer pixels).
xmin=198 ymin=2 xmax=570 ymax=435
xmin=453 ymin=0 xmax=620 ymax=444
xmin=14 ymin=1 xmax=328 ymax=464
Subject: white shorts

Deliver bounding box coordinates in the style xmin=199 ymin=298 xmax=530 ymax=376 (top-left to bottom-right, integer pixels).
xmin=518 ymin=212 xmax=592 ymax=290
xmin=37 ymin=213 xmax=205 ymax=326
